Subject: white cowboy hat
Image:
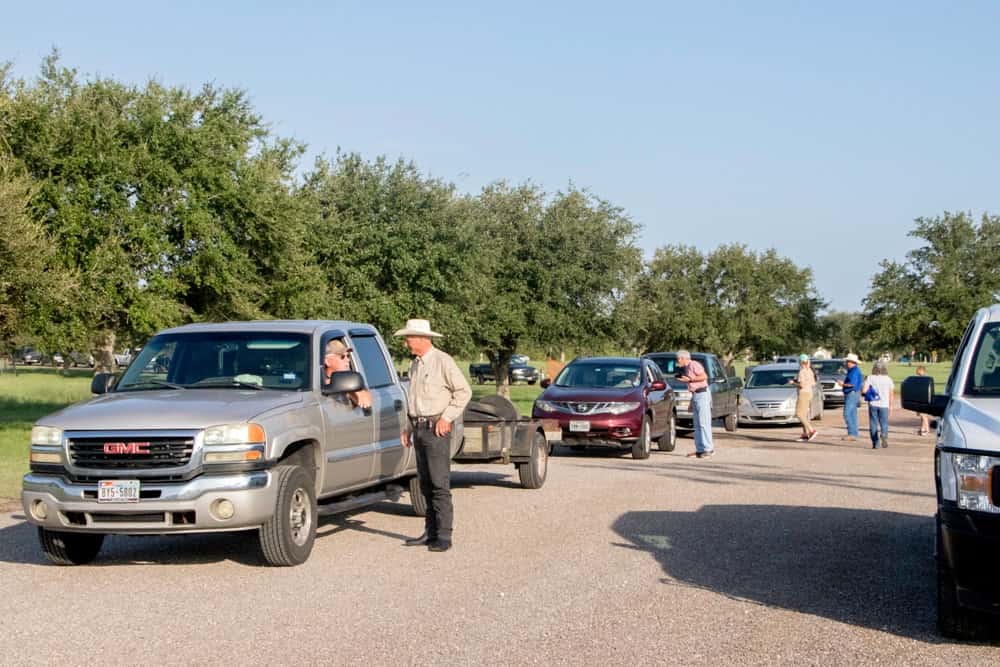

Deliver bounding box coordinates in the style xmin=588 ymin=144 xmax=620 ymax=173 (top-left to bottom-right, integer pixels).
xmin=844 ymin=353 xmax=860 ymax=363
xmin=393 ymin=318 xmax=443 ymax=338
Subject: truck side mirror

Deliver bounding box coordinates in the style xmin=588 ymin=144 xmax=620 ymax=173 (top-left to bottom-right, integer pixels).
xmin=91 ymin=372 xmax=117 ymax=394
xmin=901 ymin=375 xmax=948 ymax=417
xmin=322 ymin=370 xmax=365 ymax=396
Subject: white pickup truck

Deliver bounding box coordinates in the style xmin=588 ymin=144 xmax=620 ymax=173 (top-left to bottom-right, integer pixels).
xmin=902 ymin=303 xmax=1000 ymax=639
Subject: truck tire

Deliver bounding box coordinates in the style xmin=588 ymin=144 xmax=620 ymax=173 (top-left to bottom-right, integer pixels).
xmin=475 ymin=374 xmax=486 ymax=385
xmin=259 ymin=465 xmax=316 ymax=566
xmin=656 ymin=412 xmax=677 ymax=452
xmin=813 ymin=401 xmax=824 ymax=420
xmin=517 ymin=432 xmax=548 ymax=489
xmin=408 ymin=475 xmax=427 ymax=517
xmin=37 ymin=528 xmax=104 ymax=565
xmin=724 ymin=410 xmax=738 ymax=432
xmin=632 ymin=415 xmax=652 ymax=460
xmin=936 ymin=519 xmax=990 ymax=639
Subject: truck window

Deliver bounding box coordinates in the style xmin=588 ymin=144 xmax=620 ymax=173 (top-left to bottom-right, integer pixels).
xmin=964 ymin=322 xmax=1000 ymax=395
xmin=710 ymin=358 xmax=725 ymax=379
xmin=352 ymin=335 xmax=396 ymax=388
xmin=945 ymin=316 xmax=979 ymax=395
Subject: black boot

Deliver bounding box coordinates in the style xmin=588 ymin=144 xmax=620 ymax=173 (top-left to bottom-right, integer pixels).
xmin=405 ymin=533 xmax=432 ymax=546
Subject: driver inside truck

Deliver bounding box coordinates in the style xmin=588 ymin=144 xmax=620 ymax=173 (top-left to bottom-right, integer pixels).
xmin=323 ymin=339 xmax=373 ymax=410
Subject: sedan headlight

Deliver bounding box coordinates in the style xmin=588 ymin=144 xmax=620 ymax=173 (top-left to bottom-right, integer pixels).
xmin=938 ymin=451 xmax=1000 ymax=513
xmin=605 ymin=402 xmax=640 ymax=415
xmin=203 ymin=423 xmax=266 ymax=446
xmin=31 ymin=426 xmax=63 ymax=446
xmin=534 ymin=400 xmax=558 ymax=414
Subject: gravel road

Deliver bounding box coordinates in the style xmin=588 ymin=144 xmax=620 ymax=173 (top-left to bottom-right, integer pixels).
xmin=1 ymin=408 xmax=997 ymax=665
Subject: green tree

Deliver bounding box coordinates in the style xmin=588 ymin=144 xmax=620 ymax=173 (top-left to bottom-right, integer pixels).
xmin=622 ymin=244 xmax=825 ymax=365
xmin=862 ymin=211 xmax=1000 ymax=357
xmin=469 ymin=183 xmax=641 ymax=397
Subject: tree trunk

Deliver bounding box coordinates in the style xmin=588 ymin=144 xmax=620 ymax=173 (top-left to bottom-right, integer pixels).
xmin=93 ymin=330 xmax=116 ymax=375
xmin=488 ymin=350 xmax=514 ymax=400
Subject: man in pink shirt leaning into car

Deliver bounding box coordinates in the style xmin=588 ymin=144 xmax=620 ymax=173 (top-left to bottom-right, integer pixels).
xmin=676 ymin=350 xmax=714 ymax=459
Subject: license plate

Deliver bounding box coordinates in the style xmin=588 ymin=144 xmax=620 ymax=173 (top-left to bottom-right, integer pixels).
xmin=98 ymin=480 xmax=140 ymax=503
xmin=569 ymin=420 xmax=591 ymax=432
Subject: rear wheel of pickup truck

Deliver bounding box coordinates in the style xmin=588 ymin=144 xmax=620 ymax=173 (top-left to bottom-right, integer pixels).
xmin=517 ymin=432 xmax=548 ymax=489
xmin=656 ymin=412 xmax=677 ymax=452
xmin=409 ymin=475 xmax=427 ymax=517
xmin=632 ymin=416 xmax=652 ymax=460
xmin=38 ymin=528 xmax=104 ymax=565
xmin=259 ymin=465 xmax=316 ymax=566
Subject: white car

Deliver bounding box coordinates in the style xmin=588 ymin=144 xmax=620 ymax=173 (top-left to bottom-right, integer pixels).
xmin=738 ymin=363 xmax=823 ymax=425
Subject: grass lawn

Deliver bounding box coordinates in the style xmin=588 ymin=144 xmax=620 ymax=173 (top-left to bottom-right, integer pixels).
xmin=0 ymin=368 xmax=93 ymax=505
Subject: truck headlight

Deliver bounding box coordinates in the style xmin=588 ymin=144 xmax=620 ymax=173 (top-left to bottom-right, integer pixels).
xmin=939 ymin=451 xmax=1000 ymax=513
xmin=31 ymin=426 xmax=63 ymax=446
xmin=203 ymin=423 xmax=266 ymax=446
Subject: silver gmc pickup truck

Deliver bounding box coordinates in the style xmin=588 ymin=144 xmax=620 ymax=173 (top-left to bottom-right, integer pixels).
xmin=22 ymin=320 xmax=423 ymax=566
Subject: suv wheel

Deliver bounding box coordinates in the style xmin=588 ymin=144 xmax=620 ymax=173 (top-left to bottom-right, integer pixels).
xmin=38 ymin=528 xmax=104 ymax=565
xmin=517 ymin=432 xmax=549 ymax=489
xmin=259 ymin=465 xmax=316 ymax=566
xmin=408 ymin=474 xmax=428 ymax=517
xmin=656 ymin=412 xmax=677 ymax=452
xmin=632 ymin=415 xmax=652 ymax=460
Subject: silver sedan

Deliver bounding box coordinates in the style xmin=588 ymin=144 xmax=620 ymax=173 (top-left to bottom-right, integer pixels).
xmin=738 ymin=363 xmax=824 ymax=425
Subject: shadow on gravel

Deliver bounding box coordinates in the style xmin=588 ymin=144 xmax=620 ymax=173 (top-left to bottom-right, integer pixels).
xmin=565 ymin=457 xmax=933 ymax=500
xmin=613 ymin=505 xmax=939 ymax=640
xmin=450 ymin=469 xmax=520 ymax=490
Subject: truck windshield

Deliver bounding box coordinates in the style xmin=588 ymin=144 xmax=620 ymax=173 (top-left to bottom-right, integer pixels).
xmin=965 ymin=322 xmax=1000 ymax=396
xmin=555 ymin=362 xmax=641 ymax=388
xmin=117 ymin=332 xmax=311 ymax=391
xmin=811 ymin=360 xmax=846 ymax=375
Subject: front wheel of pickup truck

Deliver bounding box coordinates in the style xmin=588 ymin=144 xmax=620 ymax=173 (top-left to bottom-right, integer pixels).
xmin=38 ymin=528 xmax=104 ymax=565
xmin=409 ymin=475 xmax=428 ymax=517
xmin=259 ymin=465 xmax=316 ymax=566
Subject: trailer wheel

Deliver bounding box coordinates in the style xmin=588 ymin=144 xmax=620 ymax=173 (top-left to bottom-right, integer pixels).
xmin=517 ymin=432 xmax=548 ymax=489
xmin=38 ymin=528 xmax=104 ymax=565
xmin=408 ymin=475 xmax=427 ymax=517
xmin=259 ymin=465 xmax=316 ymax=566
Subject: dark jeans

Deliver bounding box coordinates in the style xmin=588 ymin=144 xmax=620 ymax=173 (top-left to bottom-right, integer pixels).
xmin=413 ymin=426 xmax=453 ymax=541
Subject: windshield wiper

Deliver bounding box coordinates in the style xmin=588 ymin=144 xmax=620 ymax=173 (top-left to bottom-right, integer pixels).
xmin=190 ymin=380 xmax=265 ymax=391
xmin=118 ymin=380 xmax=186 ymax=391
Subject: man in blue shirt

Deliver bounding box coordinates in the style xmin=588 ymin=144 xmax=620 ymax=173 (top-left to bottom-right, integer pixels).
xmin=839 ymin=353 xmax=863 ymax=441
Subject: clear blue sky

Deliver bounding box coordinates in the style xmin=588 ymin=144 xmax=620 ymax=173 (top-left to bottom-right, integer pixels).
xmin=4 ymin=1 xmax=998 ymax=311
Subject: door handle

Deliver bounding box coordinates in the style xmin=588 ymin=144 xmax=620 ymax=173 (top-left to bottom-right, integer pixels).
xmin=394 ymin=399 xmax=403 ymax=411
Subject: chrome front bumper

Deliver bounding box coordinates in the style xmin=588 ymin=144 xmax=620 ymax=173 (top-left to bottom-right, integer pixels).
xmin=21 ymin=471 xmax=277 ymax=534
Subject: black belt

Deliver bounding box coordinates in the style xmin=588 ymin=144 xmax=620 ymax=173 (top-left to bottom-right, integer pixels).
xmin=410 ymin=414 xmax=441 ymax=427
xmin=692 ymin=388 xmax=708 ymax=394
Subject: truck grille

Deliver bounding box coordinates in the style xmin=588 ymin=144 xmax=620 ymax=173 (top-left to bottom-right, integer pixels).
xmin=68 ymin=436 xmax=195 ymax=469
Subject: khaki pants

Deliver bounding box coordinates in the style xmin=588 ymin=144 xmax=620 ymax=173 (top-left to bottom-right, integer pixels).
xmin=796 ymin=391 xmax=812 ymax=434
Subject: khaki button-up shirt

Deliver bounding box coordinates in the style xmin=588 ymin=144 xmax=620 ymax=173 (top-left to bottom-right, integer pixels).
xmin=405 ymin=346 xmax=472 ymax=425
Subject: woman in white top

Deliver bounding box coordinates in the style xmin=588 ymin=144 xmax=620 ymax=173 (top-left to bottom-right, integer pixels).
xmin=862 ymin=363 xmax=895 ymax=449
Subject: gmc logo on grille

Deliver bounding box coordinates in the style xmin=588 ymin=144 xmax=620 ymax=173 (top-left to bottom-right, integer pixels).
xmin=103 ymin=442 xmax=151 ymax=455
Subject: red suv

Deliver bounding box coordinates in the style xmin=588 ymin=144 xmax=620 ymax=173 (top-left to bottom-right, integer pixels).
xmin=532 ymin=357 xmax=676 ymax=459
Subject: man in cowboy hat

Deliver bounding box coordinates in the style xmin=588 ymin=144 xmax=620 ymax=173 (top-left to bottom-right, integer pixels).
xmin=838 ymin=353 xmax=864 ymax=441
xmin=395 ymin=318 xmax=471 ymax=552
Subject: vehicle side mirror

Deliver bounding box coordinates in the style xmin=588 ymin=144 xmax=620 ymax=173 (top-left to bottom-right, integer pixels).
xmin=650 ymin=380 xmax=666 ymax=391
xmin=901 ymin=375 xmax=948 ymax=417
xmin=91 ymin=372 xmax=117 ymax=394
xmin=713 ymin=376 xmax=727 ymax=384
xmin=322 ymin=370 xmax=364 ymax=396
xmin=540 ymin=378 xmax=551 ymax=389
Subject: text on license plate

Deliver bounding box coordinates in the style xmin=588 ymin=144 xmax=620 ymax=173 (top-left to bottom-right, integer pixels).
xmin=98 ymin=480 xmax=140 ymax=503
xmin=569 ymin=420 xmax=591 ymax=432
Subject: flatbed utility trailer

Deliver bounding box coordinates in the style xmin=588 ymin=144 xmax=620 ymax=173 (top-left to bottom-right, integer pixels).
xmin=453 ymin=395 xmax=549 ymax=489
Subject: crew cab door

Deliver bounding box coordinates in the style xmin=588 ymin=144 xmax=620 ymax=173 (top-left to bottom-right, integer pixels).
xmin=643 ymin=361 xmax=669 ymax=435
xmin=348 ymin=331 xmax=410 ymax=481
xmin=319 ymin=330 xmax=375 ymax=493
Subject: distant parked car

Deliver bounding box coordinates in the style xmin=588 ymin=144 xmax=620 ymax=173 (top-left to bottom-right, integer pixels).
xmin=66 ymin=352 xmax=95 ymax=368
xmin=15 ymin=347 xmax=44 ymax=365
xmin=810 ymin=358 xmax=847 ymax=406
xmin=532 ymin=356 xmax=676 ymax=458
xmin=738 ymin=363 xmax=823 ymax=425
xmin=469 ymin=361 xmax=539 ymax=385
xmin=114 ymin=348 xmax=138 ymax=367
